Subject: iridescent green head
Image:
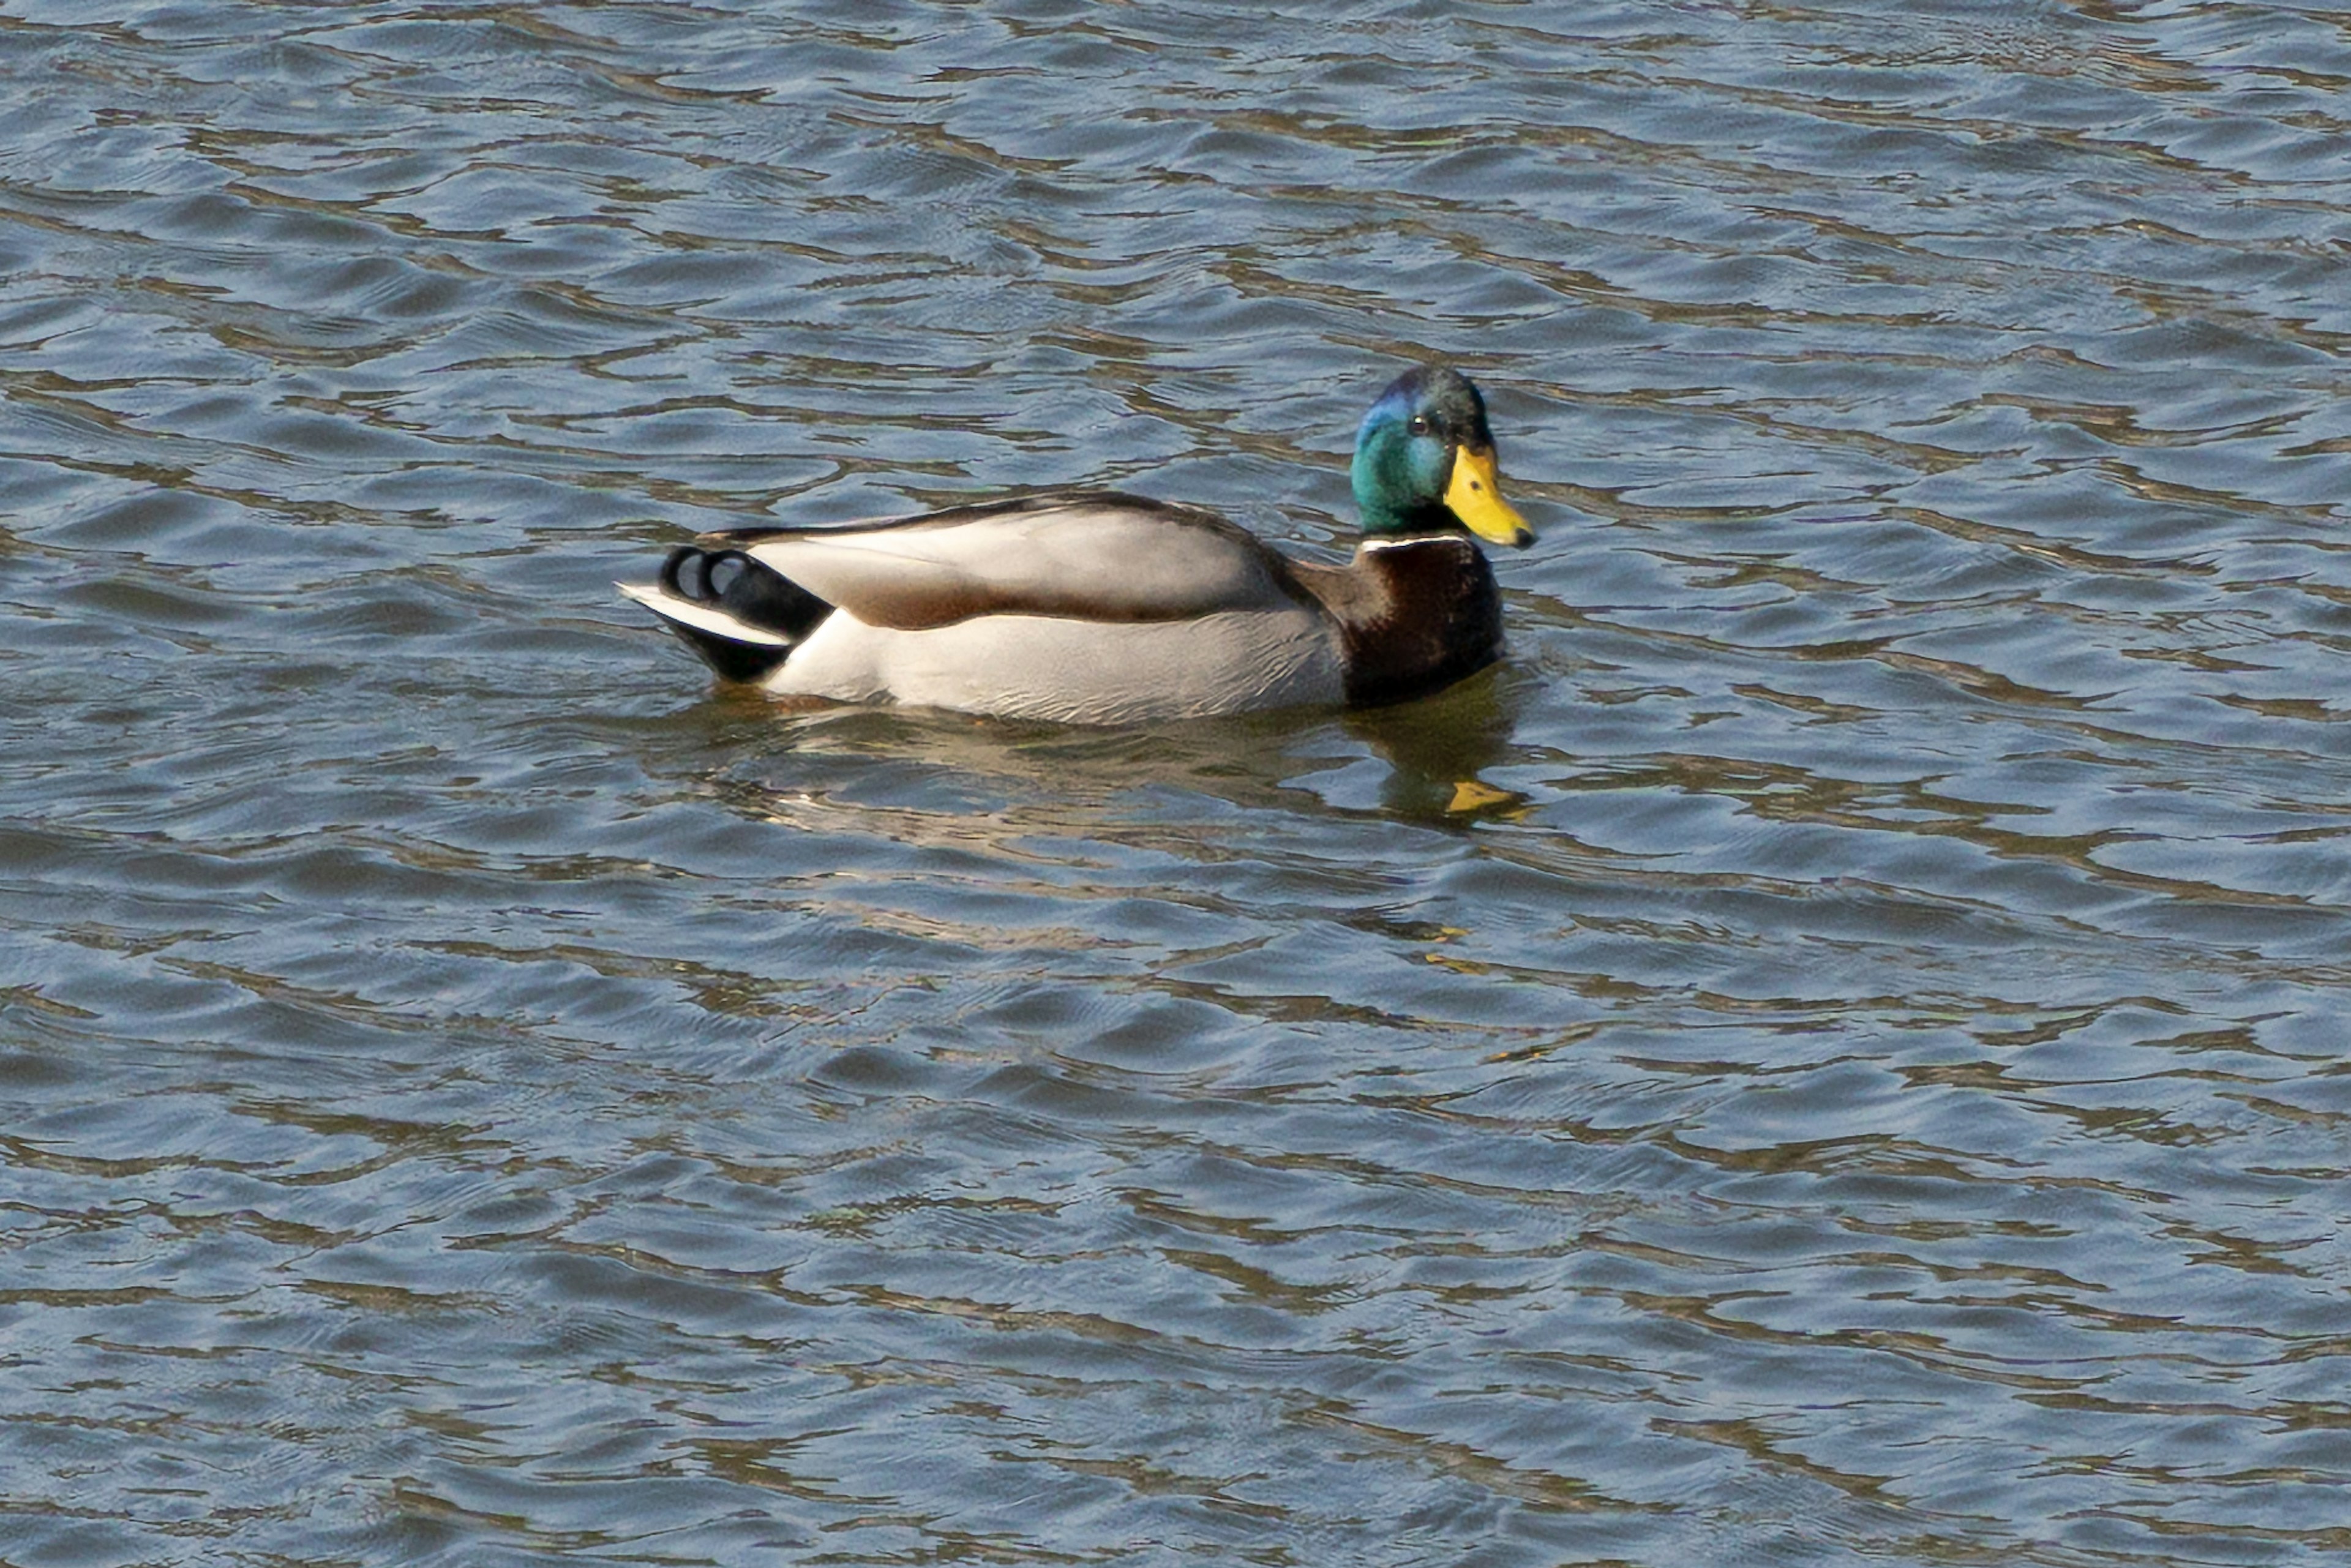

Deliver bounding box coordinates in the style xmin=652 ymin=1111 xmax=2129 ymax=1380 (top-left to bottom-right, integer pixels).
xmin=1349 ymin=366 xmax=1534 ymax=547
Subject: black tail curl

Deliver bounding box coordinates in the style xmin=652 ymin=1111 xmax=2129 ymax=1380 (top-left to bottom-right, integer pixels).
xmin=654 ymin=546 xmax=834 ymax=683
xmin=661 ymin=547 xmax=833 ymax=641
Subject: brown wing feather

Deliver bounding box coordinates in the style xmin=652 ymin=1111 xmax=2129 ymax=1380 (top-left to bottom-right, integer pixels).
xmin=706 ymin=490 xmax=1311 ymax=631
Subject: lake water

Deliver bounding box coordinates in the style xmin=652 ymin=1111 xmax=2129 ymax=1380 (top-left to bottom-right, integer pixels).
xmin=4 ymin=2 xmax=2350 ymax=1564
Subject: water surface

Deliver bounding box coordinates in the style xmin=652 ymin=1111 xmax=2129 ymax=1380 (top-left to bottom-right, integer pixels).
xmin=5 ymin=2 xmax=2350 ymax=1564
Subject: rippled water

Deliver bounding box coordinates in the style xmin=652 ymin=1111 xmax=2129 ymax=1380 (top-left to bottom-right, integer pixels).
xmin=6 ymin=2 xmax=2351 ymax=1564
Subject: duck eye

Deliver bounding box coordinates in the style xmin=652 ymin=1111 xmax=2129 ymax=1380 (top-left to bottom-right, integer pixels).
xmin=1406 ymin=416 xmax=1431 ymax=437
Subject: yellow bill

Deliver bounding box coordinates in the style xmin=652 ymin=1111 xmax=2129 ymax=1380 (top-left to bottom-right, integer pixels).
xmin=1444 ymin=445 xmax=1534 ymax=548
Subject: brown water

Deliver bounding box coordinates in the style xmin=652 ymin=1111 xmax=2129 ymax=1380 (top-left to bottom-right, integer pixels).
xmin=5 ymin=3 xmax=2350 ymax=1564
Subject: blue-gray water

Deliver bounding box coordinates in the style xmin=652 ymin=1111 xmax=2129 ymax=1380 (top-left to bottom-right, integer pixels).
xmin=5 ymin=3 xmax=2350 ymax=1564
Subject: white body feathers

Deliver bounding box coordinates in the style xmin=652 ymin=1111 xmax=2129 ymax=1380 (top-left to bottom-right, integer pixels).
xmin=759 ymin=605 xmax=1343 ymax=724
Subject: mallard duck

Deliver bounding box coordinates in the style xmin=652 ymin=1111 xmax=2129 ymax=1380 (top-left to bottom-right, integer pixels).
xmin=620 ymin=365 xmax=1535 ymax=724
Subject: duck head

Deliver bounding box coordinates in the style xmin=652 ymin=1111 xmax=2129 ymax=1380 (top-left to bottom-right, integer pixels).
xmin=1349 ymin=366 xmax=1535 ymax=549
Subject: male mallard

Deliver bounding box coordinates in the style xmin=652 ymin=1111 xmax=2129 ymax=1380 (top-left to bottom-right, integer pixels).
xmin=621 ymin=365 xmax=1534 ymax=724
